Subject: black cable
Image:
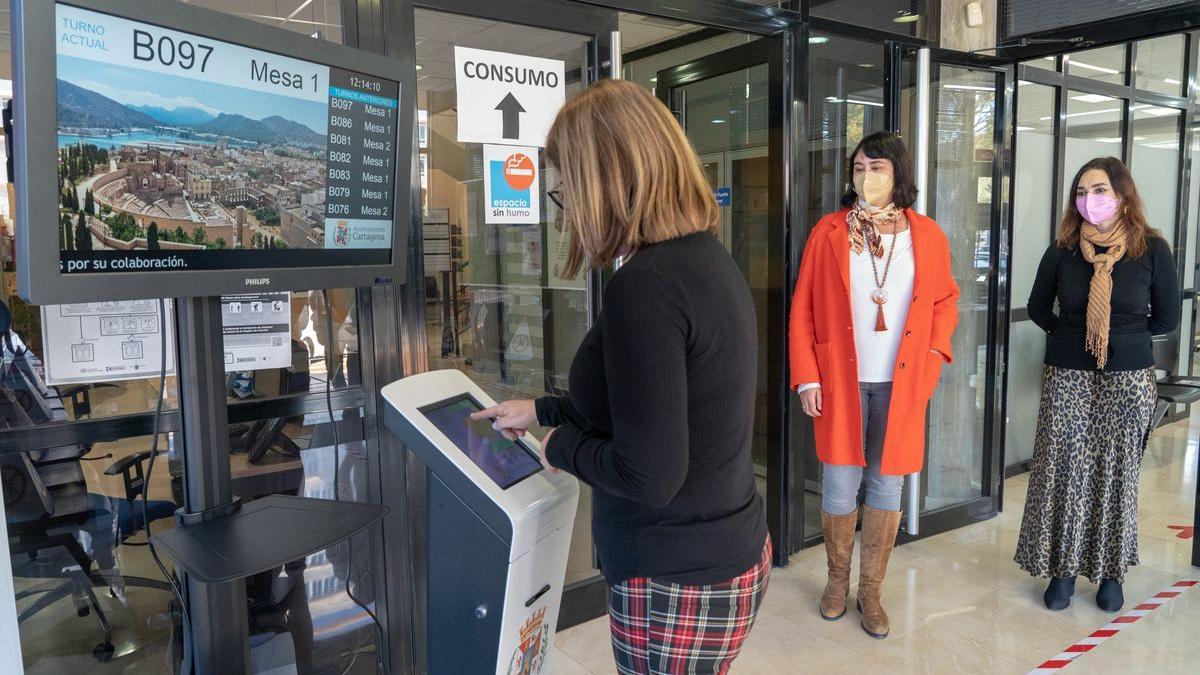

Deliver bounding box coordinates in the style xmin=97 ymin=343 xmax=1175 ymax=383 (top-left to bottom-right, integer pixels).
xmin=143 ymin=297 xmax=191 ymax=675
xmin=323 ymin=288 xmax=383 ymax=675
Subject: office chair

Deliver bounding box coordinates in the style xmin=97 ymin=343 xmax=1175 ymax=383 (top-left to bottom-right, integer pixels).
xmin=1150 ymin=333 xmax=1200 ymax=429
xmin=2 ymin=349 xmax=175 ymax=660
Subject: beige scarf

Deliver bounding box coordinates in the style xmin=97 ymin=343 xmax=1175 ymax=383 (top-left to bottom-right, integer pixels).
xmin=1078 ymin=223 xmax=1128 ymax=369
xmin=846 ymin=202 xmax=903 ymax=258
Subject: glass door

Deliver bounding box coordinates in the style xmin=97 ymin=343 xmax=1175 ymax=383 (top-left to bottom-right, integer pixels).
xmin=908 ymin=51 xmax=1012 ymax=535
xmin=410 ymin=0 xmax=618 ymax=630
xmin=654 ymin=39 xmax=787 ymax=559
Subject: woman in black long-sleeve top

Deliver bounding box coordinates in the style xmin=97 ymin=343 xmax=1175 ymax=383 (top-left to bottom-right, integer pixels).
xmin=472 ymin=79 xmax=769 ymax=675
xmin=1015 ymin=157 xmax=1180 ymax=614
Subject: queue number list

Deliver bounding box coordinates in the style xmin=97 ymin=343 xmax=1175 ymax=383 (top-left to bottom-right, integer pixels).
xmin=325 ymin=68 xmax=401 ymax=223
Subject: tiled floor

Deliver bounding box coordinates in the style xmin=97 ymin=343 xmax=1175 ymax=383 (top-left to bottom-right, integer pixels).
xmin=550 ymin=411 xmax=1200 ymax=674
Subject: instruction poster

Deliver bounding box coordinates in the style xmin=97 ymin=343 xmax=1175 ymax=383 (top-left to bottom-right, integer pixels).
xmin=221 ymin=293 xmax=292 ymax=372
xmin=41 ymin=300 xmax=177 ymax=385
xmin=484 ymin=145 xmax=541 ymax=224
xmin=41 ymin=293 xmax=293 ymax=385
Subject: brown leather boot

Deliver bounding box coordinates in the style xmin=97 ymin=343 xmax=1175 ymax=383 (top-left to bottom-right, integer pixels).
xmin=820 ymin=509 xmax=858 ymax=620
xmin=856 ymin=505 xmax=902 ymax=638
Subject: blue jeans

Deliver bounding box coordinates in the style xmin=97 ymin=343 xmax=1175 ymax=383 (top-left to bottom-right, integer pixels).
xmin=821 ymin=382 xmax=904 ymax=515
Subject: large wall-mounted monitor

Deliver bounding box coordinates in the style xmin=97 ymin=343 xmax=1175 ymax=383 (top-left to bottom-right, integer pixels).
xmin=11 ymin=0 xmax=413 ymax=303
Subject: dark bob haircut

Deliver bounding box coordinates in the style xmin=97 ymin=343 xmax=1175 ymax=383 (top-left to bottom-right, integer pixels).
xmin=840 ymin=131 xmax=918 ymax=209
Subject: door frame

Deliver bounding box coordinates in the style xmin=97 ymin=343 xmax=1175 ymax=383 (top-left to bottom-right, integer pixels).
xmin=655 ymin=37 xmax=790 ymax=565
xmin=388 ymin=0 xmax=803 ymax=647
xmin=899 ymin=47 xmax=1015 ymax=543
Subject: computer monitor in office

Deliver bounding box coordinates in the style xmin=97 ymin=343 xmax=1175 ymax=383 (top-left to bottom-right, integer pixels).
xmin=11 ymin=0 xmax=412 ymax=304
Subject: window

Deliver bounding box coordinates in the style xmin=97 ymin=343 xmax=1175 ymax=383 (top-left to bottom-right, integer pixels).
xmin=1063 ymin=91 xmax=1123 ymax=203
xmin=1007 ymin=81 xmax=1056 ymax=467
xmin=1067 ymin=45 xmax=1127 ymax=86
xmin=1024 ymin=56 xmax=1059 ymax=72
xmin=1135 ymin=35 xmax=1186 ymax=97
xmin=1131 ymin=105 xmax=1183 ymax=246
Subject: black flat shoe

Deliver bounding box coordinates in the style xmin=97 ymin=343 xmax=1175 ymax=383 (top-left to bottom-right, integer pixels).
xmin=1044 ymin=576 xmax=1076 ymax=611
xmin=1097 ymin=579 xmax=1124 ymax=612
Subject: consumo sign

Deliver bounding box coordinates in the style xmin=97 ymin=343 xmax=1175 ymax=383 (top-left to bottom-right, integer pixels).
xmin=454 ymin=46 xmax=566 ymax=147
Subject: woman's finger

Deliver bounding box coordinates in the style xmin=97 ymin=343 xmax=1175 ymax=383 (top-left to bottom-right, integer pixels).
xmin=470 ymin=405 xmax=505 ymax=421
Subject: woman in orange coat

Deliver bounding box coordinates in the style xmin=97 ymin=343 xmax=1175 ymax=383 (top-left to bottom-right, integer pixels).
xmin=789 ymin=131 xmax=959 ymax=638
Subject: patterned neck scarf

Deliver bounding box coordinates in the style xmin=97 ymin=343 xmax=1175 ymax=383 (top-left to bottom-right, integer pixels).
xmin=847 ymin=201 xmax=903 ymax=258
xmin=1078 ymin=223 xmax=1128 ymax=369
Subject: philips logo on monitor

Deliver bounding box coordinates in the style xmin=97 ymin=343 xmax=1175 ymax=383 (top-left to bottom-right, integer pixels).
xmin=244 ymin=277 xmax=271 ymax=287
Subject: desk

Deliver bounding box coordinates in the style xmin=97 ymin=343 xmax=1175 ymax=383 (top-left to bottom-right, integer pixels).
xmin=229 ymin=452 xmax=303 ymax=500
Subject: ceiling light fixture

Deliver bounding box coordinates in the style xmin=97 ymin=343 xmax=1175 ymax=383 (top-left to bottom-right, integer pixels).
xmin=809 ymin=36 xmax=829 ymax=44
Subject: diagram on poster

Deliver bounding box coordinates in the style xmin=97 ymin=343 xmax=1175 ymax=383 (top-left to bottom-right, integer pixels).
xmin=484 ymin=145 xmax=541 ymax=224
xmin=221 ymin=293 xmax=292 ymax=372
xmin=41 ymin=300 xmax=176 ymax=385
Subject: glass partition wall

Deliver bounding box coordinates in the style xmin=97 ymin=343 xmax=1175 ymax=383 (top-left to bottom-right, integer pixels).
xmin=1006 ymin=32 xmax=1200 ymax=472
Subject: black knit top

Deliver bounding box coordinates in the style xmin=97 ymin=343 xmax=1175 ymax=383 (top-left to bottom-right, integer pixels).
xmin=538 ymin=232 xmax=768 ymax=585
xmin=1027 ymin=236 xmax=1180 ymax=371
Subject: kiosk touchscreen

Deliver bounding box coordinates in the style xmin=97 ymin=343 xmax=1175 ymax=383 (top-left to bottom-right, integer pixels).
xmin=382 ymin=370 xmax=578 ymax=675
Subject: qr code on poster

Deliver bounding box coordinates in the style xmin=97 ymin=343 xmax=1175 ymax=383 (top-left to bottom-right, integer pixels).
xmin=272 ymin=336 xmax=283 ymax=347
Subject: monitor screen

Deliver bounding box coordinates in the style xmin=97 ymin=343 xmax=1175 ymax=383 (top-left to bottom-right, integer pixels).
xmin=420 ymin=394 xmax=543 ymax=490
xmin=53 ymin=2 xmax=399 ymax=276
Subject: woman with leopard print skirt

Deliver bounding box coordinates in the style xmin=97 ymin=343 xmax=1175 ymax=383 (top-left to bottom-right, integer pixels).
xmin=1015 ymin=157 xmax=1179 ymax=613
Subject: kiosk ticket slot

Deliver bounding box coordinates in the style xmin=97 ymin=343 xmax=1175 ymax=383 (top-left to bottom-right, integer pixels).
xmin=382 ymin=370 xmax=578 ymax=675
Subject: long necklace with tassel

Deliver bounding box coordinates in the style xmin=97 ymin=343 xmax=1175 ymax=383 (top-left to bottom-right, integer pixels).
xmin=867 ymin=228 xmax=898 ymax=332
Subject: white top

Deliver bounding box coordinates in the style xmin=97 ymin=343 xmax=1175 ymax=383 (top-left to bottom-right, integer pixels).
xmin=797 ymin=229 xmax=915 ymax=391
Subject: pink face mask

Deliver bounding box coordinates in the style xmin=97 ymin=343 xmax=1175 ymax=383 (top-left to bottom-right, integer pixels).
xmin=1076 ymin=193 xmax=1120 ymax=225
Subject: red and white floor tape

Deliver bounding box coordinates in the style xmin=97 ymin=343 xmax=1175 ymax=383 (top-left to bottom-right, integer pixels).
xmin=1027 ymin=580 xmax=1198 ymax=673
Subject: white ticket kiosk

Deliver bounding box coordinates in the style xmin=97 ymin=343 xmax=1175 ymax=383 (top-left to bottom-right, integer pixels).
xmin=381 ymin=370 xmax=579 ymax=675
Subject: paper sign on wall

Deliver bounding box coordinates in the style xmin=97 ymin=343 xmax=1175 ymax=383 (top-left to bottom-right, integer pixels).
xmin=41 ymin=300 xmax=177 ymax=385
xmin=42 ymin=293 xmax=293 ymax=385
xmin=484 ymin=145 xmax=541 ymax=224
xmin=221 ymin=293 xmax=292 ymax=372
xmin=455 ymin=46 xmax=565 ymax=147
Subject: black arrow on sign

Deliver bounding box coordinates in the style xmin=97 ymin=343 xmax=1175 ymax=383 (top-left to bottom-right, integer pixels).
xmin=496 ymin=92 xmax=526 ymax=140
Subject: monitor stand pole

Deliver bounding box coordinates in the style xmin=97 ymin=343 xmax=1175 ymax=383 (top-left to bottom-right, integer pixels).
xmin=174 ymin=295 xmax=249 ymax=673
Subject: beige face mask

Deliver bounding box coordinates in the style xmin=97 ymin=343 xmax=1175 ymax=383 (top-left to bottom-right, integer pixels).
xmin=853 ymin=171 xmax=894 ymax=208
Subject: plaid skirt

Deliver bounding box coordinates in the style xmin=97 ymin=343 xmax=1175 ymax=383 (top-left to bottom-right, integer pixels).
xmin=607 ymin=537 xmax=772 ymax=675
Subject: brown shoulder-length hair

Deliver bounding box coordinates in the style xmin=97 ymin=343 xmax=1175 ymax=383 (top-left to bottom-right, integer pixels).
xmin=1058 ymin=156 xmax=1162 ymax=259
xmin=840 ymin=131 xmax=918 ymax=209
xmin=544 ymin=79 xmax=718 ymax=278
